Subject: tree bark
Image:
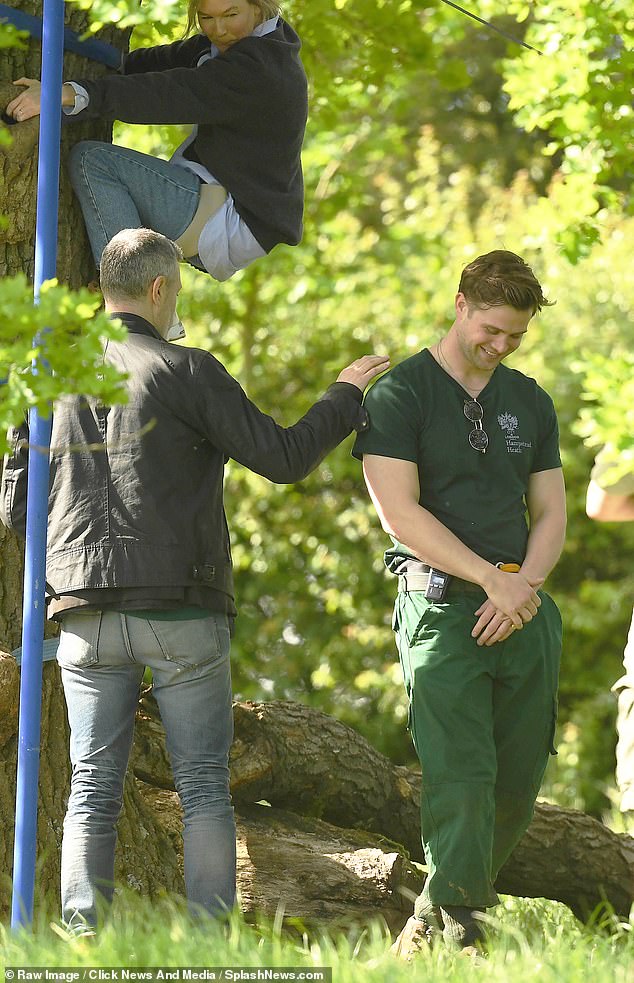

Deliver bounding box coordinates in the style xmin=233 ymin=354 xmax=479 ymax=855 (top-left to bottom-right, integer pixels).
xmin=136 ymin=784 xmax=424 ymax=933
xmin=495 ymin=801 xmax=634 ymax=921
xmin=0 ymin=4 xmax=120 ymax=284
xmin=132 ymin=697 xmax=634 ymax=920
xmin=0 ymin=7 xmax=185 ymax=923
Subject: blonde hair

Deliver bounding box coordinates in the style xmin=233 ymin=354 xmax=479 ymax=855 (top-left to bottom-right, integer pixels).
xmin=185 ymin=0 xmax=281 ymax=36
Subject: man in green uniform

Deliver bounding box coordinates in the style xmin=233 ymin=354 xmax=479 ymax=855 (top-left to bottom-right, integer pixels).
xmin=353 ymin=250 xmax=566 ymax=953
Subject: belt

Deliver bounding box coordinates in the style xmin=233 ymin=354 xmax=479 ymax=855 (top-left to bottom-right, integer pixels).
xmin=397 ymin=569 xmax=484 ymax=596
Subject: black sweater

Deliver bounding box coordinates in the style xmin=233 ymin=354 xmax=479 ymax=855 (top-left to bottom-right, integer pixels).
xmin=74 ymin=20 xmax=308 ymax=252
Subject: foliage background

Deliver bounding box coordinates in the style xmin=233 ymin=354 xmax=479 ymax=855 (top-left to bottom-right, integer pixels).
xmin=3 ymin=0 xmax=633 ymax=816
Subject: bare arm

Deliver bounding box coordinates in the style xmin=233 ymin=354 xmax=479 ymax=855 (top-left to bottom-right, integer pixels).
xmin=473 ymin=467 xmax=566 ymax=646
xmin=586 ymin=480 xmax=634 ymax=522
xmin=362 ymin=454 xmax=541 ymax=629
xmin=520 ymin=468 xmax=567 ymax=584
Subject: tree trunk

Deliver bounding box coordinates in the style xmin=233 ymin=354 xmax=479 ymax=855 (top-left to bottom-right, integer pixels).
xmin=0 ymin=7 xmax=184 ymax=922
xmin=137 ymin=784 xmax=424 ymax=934
xmin=0 ymin=4 xmax=118 ymax=284
xmin=132 ymin=697 xmax=634 ymax=920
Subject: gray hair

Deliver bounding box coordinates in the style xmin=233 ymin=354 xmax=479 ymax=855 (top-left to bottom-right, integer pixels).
xmin=99 ymin=229 xmax=183 ymax=301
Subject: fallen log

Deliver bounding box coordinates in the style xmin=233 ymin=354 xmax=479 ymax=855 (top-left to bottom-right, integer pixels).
xmin=137 ymin=783 xmax=423 ymax=932
xmin=496 ymin=801 xmax=634 ymax=920
xmin=132 ymin=696 xmax=634 ymax=919
xmin=132 ymin=696 xmax=422 ymax=856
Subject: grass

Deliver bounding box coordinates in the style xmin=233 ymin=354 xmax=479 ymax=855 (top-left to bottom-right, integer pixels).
xmin=1 ymin=895 xmax=633 ymax=983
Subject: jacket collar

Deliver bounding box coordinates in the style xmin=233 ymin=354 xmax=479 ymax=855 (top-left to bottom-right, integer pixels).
xmin=109 ymin=311 xmax=164 ymax=341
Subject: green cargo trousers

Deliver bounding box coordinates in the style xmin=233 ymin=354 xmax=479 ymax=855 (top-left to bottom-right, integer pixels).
xmin=394 ymin=586 xmax=562 ymax=908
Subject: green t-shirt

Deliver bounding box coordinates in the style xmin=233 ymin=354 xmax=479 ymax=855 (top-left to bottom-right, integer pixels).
xmin=352 ymin=348 xmax=561 ymax=569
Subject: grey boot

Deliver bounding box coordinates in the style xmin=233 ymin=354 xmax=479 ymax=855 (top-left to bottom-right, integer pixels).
xmin=440 ymin=905 xmax=486 ymax=949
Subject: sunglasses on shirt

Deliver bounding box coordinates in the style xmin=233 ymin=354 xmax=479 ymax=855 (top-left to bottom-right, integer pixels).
xmin=464 ymin=399 xmax=488 ymax=453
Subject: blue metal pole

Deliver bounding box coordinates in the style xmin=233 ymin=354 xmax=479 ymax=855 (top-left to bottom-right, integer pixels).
xmin=11 ymin=0 xmax=65 ymax=930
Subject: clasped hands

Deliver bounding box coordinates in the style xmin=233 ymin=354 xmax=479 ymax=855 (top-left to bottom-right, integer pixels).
xmin=472 ymin=568 xmax=543 ymax=648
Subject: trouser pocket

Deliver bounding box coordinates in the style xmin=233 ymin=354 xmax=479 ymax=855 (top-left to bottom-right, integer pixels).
xmin=393 ymin=597 xmax=423 ymax=749
xmin=57 ymin=612 xmax=102 ymax=669
xmin=392 ymin=602 xmax=411 ymax=727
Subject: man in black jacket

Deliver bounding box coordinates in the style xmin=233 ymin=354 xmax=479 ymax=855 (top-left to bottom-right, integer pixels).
xmin=0 ymin=228 xmax=388 ymax=933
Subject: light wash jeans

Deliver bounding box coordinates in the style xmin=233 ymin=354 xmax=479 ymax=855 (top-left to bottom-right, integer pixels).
xmin=57 ymin=610 xmax=235 ymax=931
xmin=68 ymin=142 xmax=200 ymax=265
xmin=67 ymin=141 xmax=265 ymax=281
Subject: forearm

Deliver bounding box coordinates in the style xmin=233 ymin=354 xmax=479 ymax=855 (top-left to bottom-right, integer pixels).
xmin=363 ymin=454 xmax=542 ymax=626
xmin=380 ymin=499 xmax=496 ymax=588
xmin=520 ymin=468 xmax=567 ymax=586
xmin=76 ymin=60 xmax=244 ymax=126
xmin=520 ymin=510 xmax=566 ymax=586
xmin=244 ymin=384 xmax=367 ymax=483
xmin=197 ymin=362 xmax=367 ymax=483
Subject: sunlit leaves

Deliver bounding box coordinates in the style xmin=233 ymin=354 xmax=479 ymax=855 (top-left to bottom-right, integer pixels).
xmin=573 ymin=348 xmax=634 ymax=482
xmin=67 ymin=0 xmax=185 ymax=35
xmin=502 ymin=0 xmax=633 ymax=191
xmin=0 ymin=21 xmax=28 ymax=50
xmin=0 ymin=278 xmax=128 ymax=453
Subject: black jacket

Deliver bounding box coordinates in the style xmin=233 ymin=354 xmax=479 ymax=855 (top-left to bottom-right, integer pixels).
xmin=73 ymin=20 xmax=307 ymax=252
xmin=0 ymin=315 xmax=368 ymax=610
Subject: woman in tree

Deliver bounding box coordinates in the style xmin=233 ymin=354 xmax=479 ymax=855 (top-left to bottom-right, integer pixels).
xmin=7 ymin=0 xmax=307 ymax=281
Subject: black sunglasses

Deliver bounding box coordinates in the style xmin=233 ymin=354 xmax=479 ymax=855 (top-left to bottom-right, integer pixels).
xmin=463 ymin=399 xmax=488 ymax=453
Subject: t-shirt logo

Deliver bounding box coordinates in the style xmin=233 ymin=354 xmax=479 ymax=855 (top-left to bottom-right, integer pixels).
xmin=498 ymin=412 xmax=518 ymax=434
xmin=497 ymin=411 xmax=532 ymax=454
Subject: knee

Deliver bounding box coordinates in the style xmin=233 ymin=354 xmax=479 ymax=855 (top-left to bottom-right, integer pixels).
xmin=68 ymin=140 xmax=110 ymax=184
xmin=495 ymin=788 xmax=535 ymax=830
xmin=175 ymin=766 xmax=231 ymax=816
xmin=67 ymin=762 xmax=125 ymax=822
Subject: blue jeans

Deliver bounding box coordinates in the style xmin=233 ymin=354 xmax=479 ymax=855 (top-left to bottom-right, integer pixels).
xmin=67 ymin=142 xmax=201 ymax=267
xmin=57 ymin=611 xmax=235 ymax=931
xmin=68 ymin=141 xmax=266 ymax=281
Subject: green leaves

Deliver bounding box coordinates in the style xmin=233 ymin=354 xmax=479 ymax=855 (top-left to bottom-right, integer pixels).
xmin=574 ymin=347 xmax=634 ymax=483
xmin=0 ymin=277 xmax=128 ymax=452
xmin=502 ymin=0 xmax=633 ymax=196
xmin=0 ymin=22 xmax=28 ymax=50
xmin=67 ymin=0 xmax=185 ymax=36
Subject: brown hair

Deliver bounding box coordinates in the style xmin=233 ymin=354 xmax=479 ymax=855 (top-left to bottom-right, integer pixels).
xmin=458 ymin=250 xmax=553 ymax=314
xmin=185 ymin=0 xmax=281 ymax=36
